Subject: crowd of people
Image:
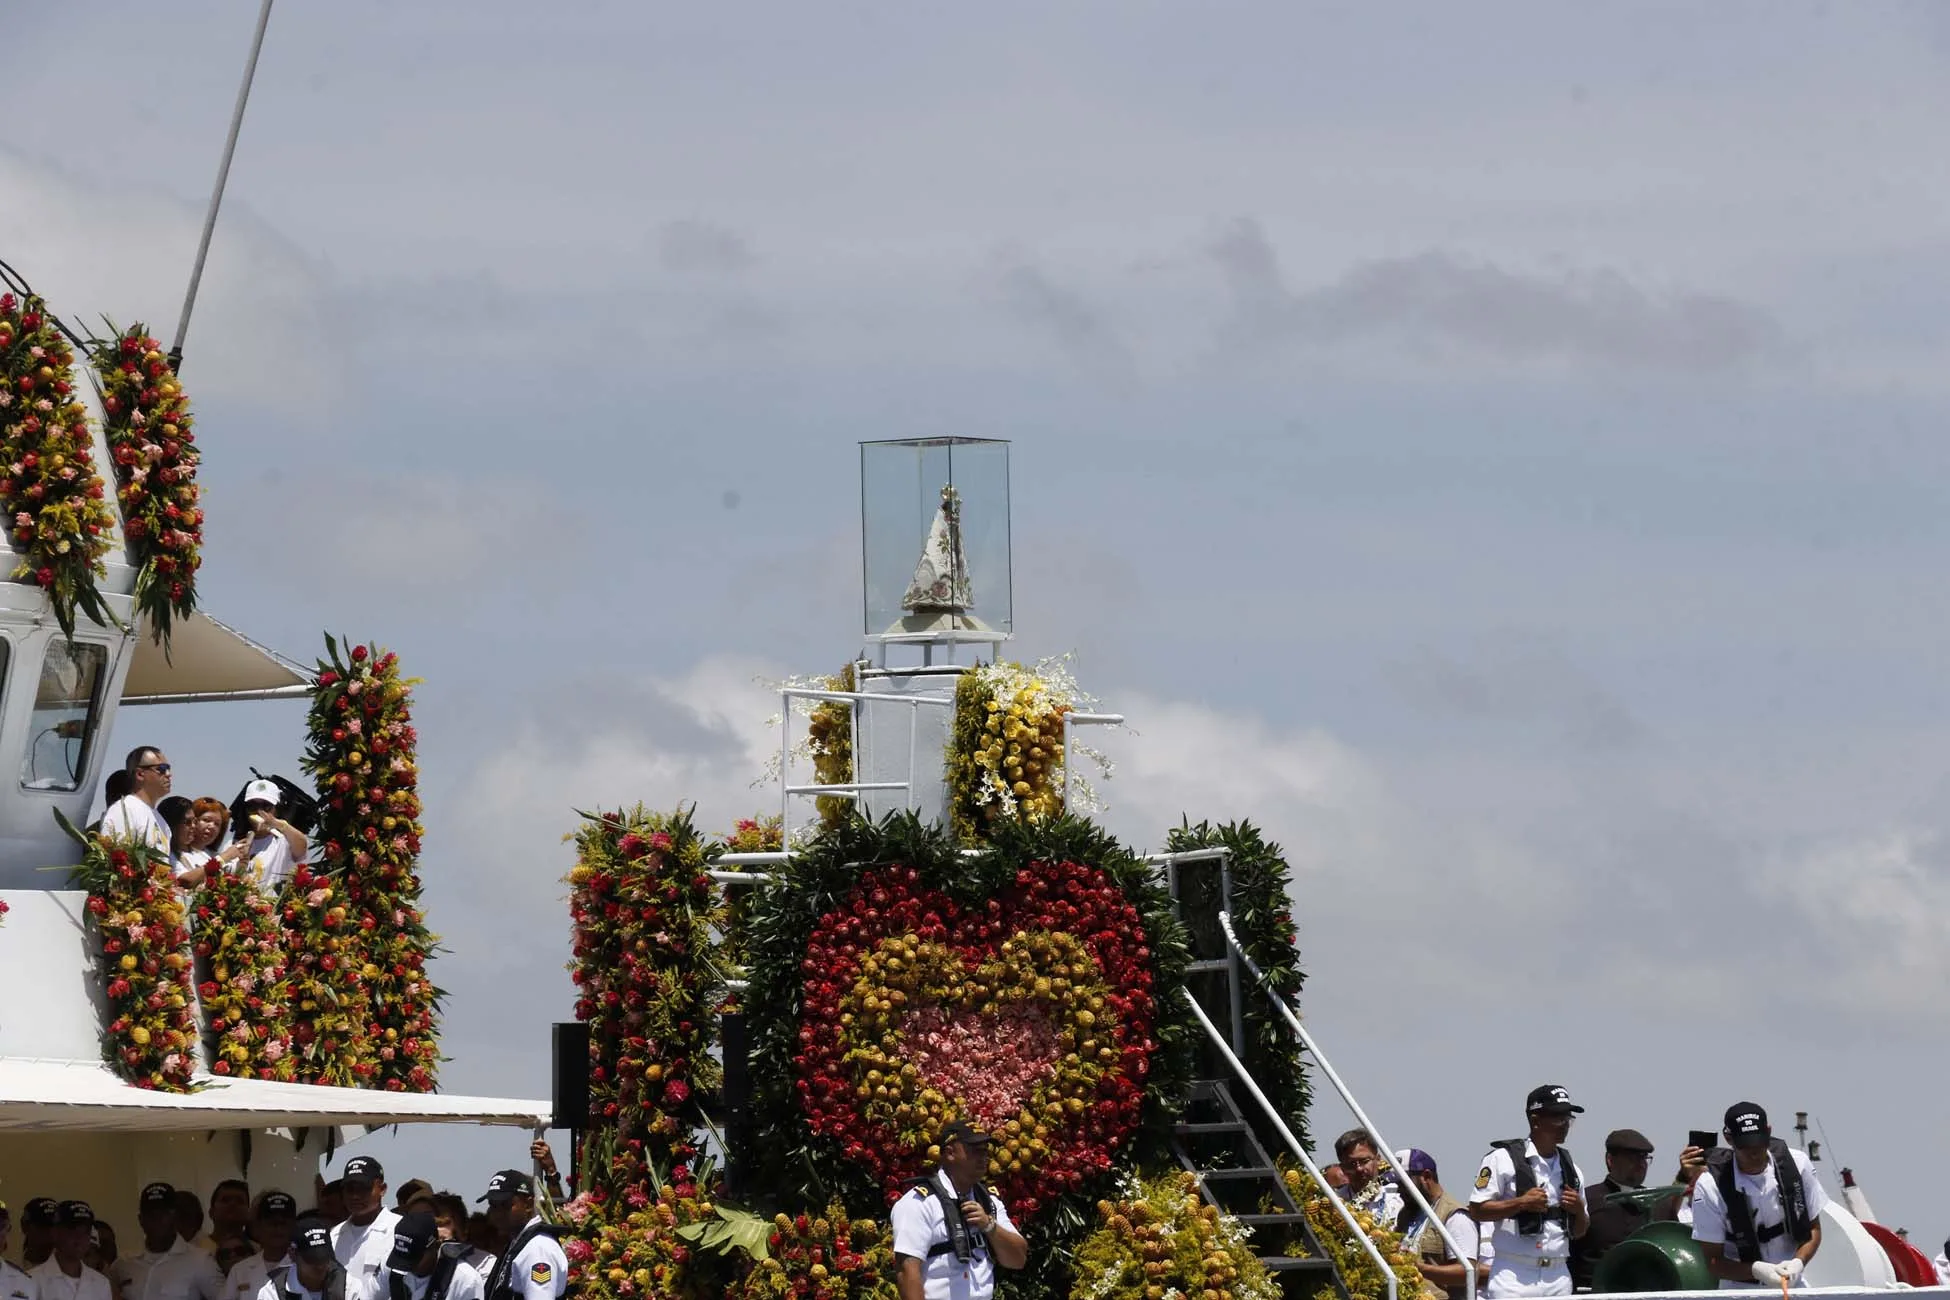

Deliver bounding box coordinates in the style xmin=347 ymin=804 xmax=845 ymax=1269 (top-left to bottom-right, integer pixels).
xmin=1318 ymin=1087 xmax=1858 ymax=1298
xmin=92 ymin=746 xmax=306 ymax=895
xmin=0 ymin=1145 xmax=570 ymax=1300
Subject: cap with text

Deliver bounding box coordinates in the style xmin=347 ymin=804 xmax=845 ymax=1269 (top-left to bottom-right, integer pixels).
xmin=342 ymin=1156 xmax=384 ymax=1184
xmin=293 ymin=1218 xmax=334 ymax=1262
xmin=55 ymin=1201 xmax=94 ymax=1228
xmin=478 ymin=1170 xmax=533 ymax=1203
xmin=1724 ymin=1102 xmax=1770 ymax=1148
xmin=140 ymin=1182 xmax=176 ymax=1209
xmin=390 ymin=1211 xmax=440 ymax=1262
xmin=259 ymin=1192 xmax=298 ymax=1218
xmin=23 ymin=1198 xmax=57 ymax=1228
xmin=1526 ymin=1084 xmax=1585 ymax=1116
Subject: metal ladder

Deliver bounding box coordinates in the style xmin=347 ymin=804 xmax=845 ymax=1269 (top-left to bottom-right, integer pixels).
xmin=1171 ymin=1077 xmax=1346 ymax=1300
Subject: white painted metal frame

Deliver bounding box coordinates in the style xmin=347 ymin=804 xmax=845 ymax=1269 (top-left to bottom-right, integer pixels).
xmin=1061 ymin=712 xmax=1123 ymax=810
xmin=775 ymin=685 xmax=954 ymax=840
xmin=1217 ymin=910 xmax=1476 ymax=1299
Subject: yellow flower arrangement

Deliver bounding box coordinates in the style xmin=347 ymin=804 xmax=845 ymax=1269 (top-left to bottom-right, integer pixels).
xmin=1278 ymin=1169 xmax=1428 ymax=1300
xmin=949 ymin=658 xmax=1085 ymax=844
xmin=1071 ymin=1170 xmax=1279 ymax=1300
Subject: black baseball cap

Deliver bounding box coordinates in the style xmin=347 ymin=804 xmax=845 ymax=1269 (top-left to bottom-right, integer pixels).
xmin=140 ymin=1182 xmax=176 ymax=1209
xmin=938 ymin=1120 xmax=991 ymax=1148
xmin=293 ymin=1218 xmax=334 ymax=1262
xmin=478 ymin=1170 xmax=532 ymax=1204
xmin=1605 ymin=1129 xmax=1655 ymax=1155
xmin=342 ymin=1156 xmax=383 ymax=1183
xmin=55 ymin=1202 xmax=94 ymax=1228
xmin=1725 ymin=1102 xmax=1770 ymax=1148
xmin=1526 ymin=1084 xmax=1585 ymax=1116
xmin=23 ymin=1198 xmax=57 ymax=1227
xmin=258 ymin=1192 xmax=298 ymax=1218
xmin=390 ymin=1211 xmax=439 ymax=1263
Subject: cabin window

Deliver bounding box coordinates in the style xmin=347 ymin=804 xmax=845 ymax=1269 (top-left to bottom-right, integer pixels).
xmin=20 ymin=640 xmax=106 ymax=793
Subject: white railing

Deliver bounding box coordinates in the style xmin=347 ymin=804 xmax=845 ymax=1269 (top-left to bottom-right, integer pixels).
xmin=1217 ymin=910 xmax=1476 ymax=1299
xmin=775 ymin=684 xmax=956 ymax=841
xmin=1180 ymin=990 xmax=1396 ymax=1300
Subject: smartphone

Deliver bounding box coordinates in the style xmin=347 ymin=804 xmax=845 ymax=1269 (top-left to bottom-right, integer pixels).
xmin=1688 ymin=1129 xmax=1718 ymax=1152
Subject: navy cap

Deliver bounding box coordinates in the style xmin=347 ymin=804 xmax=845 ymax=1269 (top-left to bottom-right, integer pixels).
xmin=258 ymin=1192 xmax=297 ymax=1218
xmin=1526 ymin=1084 xmax=1585 ymax=1116
xmin=1725 ymin=1102 xmax=1770 ymax=1148
xmin=23 ymin=1198 xmax=57 ymax=1227
xmin=55 ymin=1201 xmax=94 ymax=1228
xmin=140 ymin=1182 xmax=176 ymax=1209
xmin=937 ymin=1120 xmax=991 ymax=1148
xmin=390 ymin=1211 xmax=439 ymax=1262
xmin=477 ymin=1170 xmax=532 ymax=1203
xmin=293 ymin=1218 xmax=334 ymax=1262
xmin=342 ymin=1156 xmax=383 ymax=1183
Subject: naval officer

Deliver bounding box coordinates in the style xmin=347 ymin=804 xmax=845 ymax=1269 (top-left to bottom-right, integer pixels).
xmin=1467 ymin=1085 xmax=1589 ymax=1298
xmin=1691 ymin=1102 xmax=1826 ymax=1288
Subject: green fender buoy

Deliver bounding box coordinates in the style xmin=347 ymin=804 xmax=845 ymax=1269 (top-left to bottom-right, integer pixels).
xmin=1592 ymin=1220 xmax=1718 ymax=1293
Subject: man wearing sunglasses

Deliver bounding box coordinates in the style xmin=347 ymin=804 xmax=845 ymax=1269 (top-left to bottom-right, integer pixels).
xmin=99 ymin=747 xmax=173 ymax=855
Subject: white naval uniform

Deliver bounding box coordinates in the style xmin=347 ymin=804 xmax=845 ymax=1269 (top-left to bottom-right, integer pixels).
xmin=372 ymin=1256 xmax=486 ymax=1300
xmin=1468 ymin=1141 xmax=1588 ymax=1298
xmin=1690 ymin=1148 xmax=1828 ymax=1289
xmin=0 ymin=1260 xmax=38 ymax=1300
xmin=254 ymin=1274 xmax=375 ymax=1300
xmin=889 ymin=1171 xmax=1019 ymax=1300
xmin=332 ymin=1211 xmax=401 ymax=1295
xmin=112 ymin=1236 xmax=227 ymax=1300
xmin=490 ymin=1219 xmax=565 ymax=1300
xmin=224 ymin=1253 xmax=290 ymax=1300
xmin=28 ymin=1261 xmax=111 ymax=1300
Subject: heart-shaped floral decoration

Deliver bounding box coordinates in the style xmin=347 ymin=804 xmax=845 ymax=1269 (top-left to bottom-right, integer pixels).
xmin=794 ymin=861 xmax=1159 ymax=1221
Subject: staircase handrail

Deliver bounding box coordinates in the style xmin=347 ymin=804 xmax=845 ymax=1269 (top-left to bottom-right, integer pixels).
xmin=1218 ymin=909 xmax=1476 ymax=1300
xmin=1178 ymin=988 xmax=1397 ymax=1300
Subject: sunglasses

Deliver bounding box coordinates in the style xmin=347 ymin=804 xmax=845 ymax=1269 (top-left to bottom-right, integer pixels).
xmin=139 ymin=763 xmax=171 ymax=774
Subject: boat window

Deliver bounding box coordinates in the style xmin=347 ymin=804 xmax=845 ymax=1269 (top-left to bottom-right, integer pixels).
xmin=20 ymin=640 xmax=106 ymax=793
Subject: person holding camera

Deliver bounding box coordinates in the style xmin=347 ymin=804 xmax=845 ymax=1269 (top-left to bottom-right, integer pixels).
xmin=891 ymin=1122 xmax=1027 ymax=1300
xmin=237 ymin=779 xmax=307 ymax=895
xmin=1467 ymin=1085 xmax=1590 ymax=1298
xmin=1690 ymin=1102 xmax=1826 ymax=1288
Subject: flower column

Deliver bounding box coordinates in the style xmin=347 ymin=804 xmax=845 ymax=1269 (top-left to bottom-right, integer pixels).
xmin=299 ymin=637 xmax=440 ymax=1090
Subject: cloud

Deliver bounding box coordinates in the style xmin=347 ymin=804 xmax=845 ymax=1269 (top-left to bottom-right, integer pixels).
xmin=1383 ymin=638 xmax=1644 ymax=752
xmin=0 ymin=146 xmax=345 ymax=408
xmin=1774 ymin=828 xmax=1950 ymax=1006
xmin=989 ymin=252 xmax=1131 ymax=372
xmin=656 ymin=220 xmax=757 ymax=274
xmin=1209 ymin=218 xmax=1785 ymax=373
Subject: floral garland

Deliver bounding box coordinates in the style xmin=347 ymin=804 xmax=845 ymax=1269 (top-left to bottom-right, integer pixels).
xmin=567 ymin=806 xmax=721 ymax=1198
xmin=948 ymin=658 xmax=1091 ymax=845
xmin=191 ymin=872 xmax=297 ymax=1080
xmin=278 ymin=863 xmax=375 ymax=1085
xmin=737 ymin=1206 xmax=897 ymax=1300
xmin=745 ymin=815 xmax=1194 ymax=1246
xmin=0 ymin=293 xmax=116 ymax=637
xmin=89 ymin=324 xmax=202 ymax=645
xmin=1279 ymin=1169 xmax=1425 ymax=1300
xmin=1165 ymin=820 xmax=1310 ymax=1145
xmin=713 ymin=815 xmax=782 ymax=996
xmin=1070 ymin=1171 xmax=1278 ymax=1300
xmin=66 ymin=827 xmax=199 ymax=1090
xmin=808 ymin=664 xmax=856 ymax=831
xmin=301 ymin=636 xmax=439 ymax=1090
xmin=560 ymin=1178 xmax=714 ymax=1300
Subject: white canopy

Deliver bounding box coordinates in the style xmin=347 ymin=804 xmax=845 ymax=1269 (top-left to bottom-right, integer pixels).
xmin=123 ymin=611 xmax=311 ymax=705
xmin=0 ymin=1058 xmax=550 ymax=1133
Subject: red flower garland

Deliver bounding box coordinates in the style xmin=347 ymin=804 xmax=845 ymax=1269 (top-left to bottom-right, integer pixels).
xmin=90 ymin=324 xmax=202 ymax=645
xmin=191 ymin=873 xmax=297 ymax=1080
xmin=301 ymin=636 xmax=439 ymax=1090
xmin=794 ymin=860 xmax=1157 ymax=1222
xmin=70 ymin=834 xmax=200 ymax=1090
xmin=566 ymin=807 xmax=719 ymax=1198
xmin=279 ymin=864 xmax=374 ymax=1086
xmin=0 ymin=293 xmax=116 ymax=636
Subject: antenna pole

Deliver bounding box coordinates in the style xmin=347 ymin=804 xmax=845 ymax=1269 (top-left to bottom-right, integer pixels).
xmin=170 ymin=0 xmax=278 ymax=374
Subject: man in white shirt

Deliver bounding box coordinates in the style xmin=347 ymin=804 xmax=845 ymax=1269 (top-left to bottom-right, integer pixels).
xmin=372 ymin=1213 xmax=483 ymax=1300
xmin=112 ymin=1185 xmax=225 ymax=1300
xmin=99 ymin=747 xmax=173 ymax=854
xmin=20 ymin=1200 xmax=59 ymax=1271
xmin=1691 ymin=1102 xmax=1827 ymax=1289
xmin=479 ymin=1173 xmax=567 ymax=1300
xmin=223 ymin=1194 xmax=297 ymax=1300
xmin=0 ymin=1203 xmax=40 ymax=1300
xmin=889 ymin=1123 xmax=1027 ymax=1300
xmin=29 ymin=1204 xmax=111 ymax=1300
xmin=238 ymin=779 xmax=307 ymax=895
xmin=1468 ymin=1085 xmax=1590 ymax=1298
xmin=1933 ymin=1239 xmax=1949 ymax=1287
xmin=330 ymin=1158 xmax=400 ymax=1295
xmin=1333 ymin=1130 xmax=1404 ymax=1226
xmin=258 ymin=1222 xmax=365 ymax=1300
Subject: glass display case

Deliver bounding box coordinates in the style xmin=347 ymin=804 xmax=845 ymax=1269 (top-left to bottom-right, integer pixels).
xmin=860 ymin=438 xmax=1012 ymax=645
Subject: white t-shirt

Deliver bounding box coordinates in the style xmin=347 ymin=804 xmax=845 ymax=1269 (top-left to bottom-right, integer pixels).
xmin=245 ymin=833 xmax=298 ymax=895
xmin=494 ymin=1218 xmax=567 ymax=1300
xmin=890 ymin=1173 xmax=1018 ymax=1300
xmin=223 ymin=1254 xmax=287 ymax=1300
xmin=374 ymin=1258 xmax=485 ymax=1300
xmin=1469 ymin=1141 xmax=1589 ymax=1262
xmin=331 ymin=1210 xmax=400 ymax=1290
xmin=110 ymin=1239 xmax=225 ymax=1300
xmin=28 ymin=1261 xmax=112 ymax=1300
xmin=253 ymin=1275 xmax=374 ymax=1300
xmin=101 ymin=795 xmax=172 ymax=854
xmin=176 ymin=847 xmax=215 ymax=880
xmin=1690 ymin=1148 xmax=1828 ymax=1286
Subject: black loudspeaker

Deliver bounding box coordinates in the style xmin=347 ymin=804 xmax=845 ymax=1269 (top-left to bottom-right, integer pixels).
xmin=551 ymin=1022 xmax=591 ymax=1130
xmin=721 ymin=1012 xmax=752 ymax=1196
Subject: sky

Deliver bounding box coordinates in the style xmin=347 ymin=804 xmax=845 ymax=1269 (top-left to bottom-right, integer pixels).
xmin=5 ymin=0 xmax=1950 ymax=1244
